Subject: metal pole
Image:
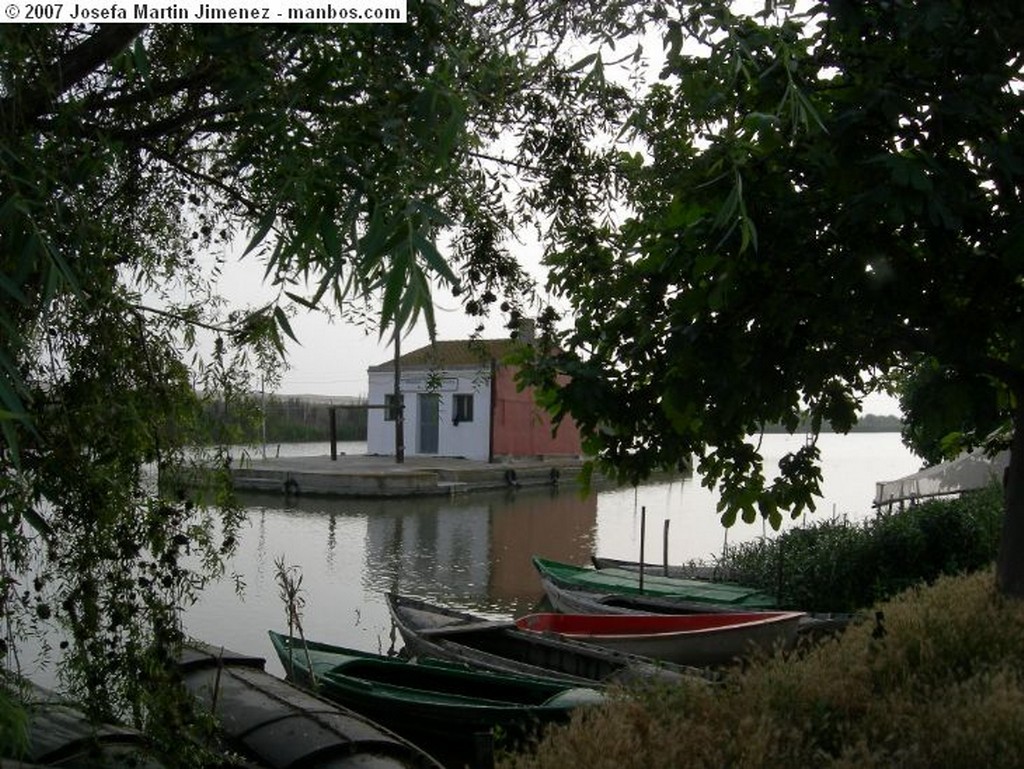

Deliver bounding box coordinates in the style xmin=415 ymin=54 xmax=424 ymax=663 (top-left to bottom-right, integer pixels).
xmin=663 ymin=519 xmax=670 ymax=576
xmin=639 ymin=506 xmax=646 ymax=594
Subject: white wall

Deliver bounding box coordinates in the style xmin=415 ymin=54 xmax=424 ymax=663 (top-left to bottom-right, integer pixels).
xmin=366 ymin=366 xmax=493 ymax=460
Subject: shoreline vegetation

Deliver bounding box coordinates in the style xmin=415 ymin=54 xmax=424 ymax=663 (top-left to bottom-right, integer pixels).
xmin=202 ymin=394 xmax=369 ymax=444
xmin=762 ymin=412 xmax=903 ymax=433
xmin=501 ymin=485 xmax=1009 ymax=769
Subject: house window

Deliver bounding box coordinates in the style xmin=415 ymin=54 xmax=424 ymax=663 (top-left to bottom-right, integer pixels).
xmin=453 ymin=394 xmax=474 ymax=425
xmin=384 ymin=393 xmax=404 ymax=422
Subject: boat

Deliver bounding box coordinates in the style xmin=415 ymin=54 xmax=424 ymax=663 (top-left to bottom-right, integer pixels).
xmin=532 ymin=555 xmax=779 ymax=609
xmin=541 ymin=565 xmax=857 ymax=639
xmin=268 ymin=630 xmax=603 ymax=761
xmin=8 ymin=680 xmax=166 ymax=769
xmin=514 ymin=611 xmax=805 ymax=667
xmin=180 ymin=641 xmax=445 ymax=769
xmin=385 ymin=592 xmax=713 ymax=687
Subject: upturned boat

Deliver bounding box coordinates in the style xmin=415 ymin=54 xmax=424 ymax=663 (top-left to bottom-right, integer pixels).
xmin=514 ymin=611 xmax=805 ymax=666
xmin=540 ymin=567 xmax=856 ymax=639
xmin=180 ymin=641 xmax=445 ymax=769
xmin=538 ymin=568 xmax=744 ymax=615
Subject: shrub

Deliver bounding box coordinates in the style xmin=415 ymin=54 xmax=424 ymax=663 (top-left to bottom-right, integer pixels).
xmin=500 ymin=568 xmax=1024 ymax=769
xmin=718 ymin=484 xmax=1004 ymax=612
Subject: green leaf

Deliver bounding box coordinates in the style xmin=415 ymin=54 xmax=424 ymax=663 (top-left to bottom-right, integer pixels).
xmin=568 ymin=52 xmax=599 ymax=73
xmin=411 ymin=229 xmax=456 ymax=285
xmin=379 ymin=248 xmax=410 ymax=335
xmin=284 ymin=291 xmax=319 ymax=310
xmin=273 ymin=306 xmax=298 ymax=345
xmin=319 ymin=218 xmax=343 ymax=265
xmin=246 ymin=208 xmax=277 ymax=258
xmin=409 ymin=197 xmax=455 ymax=230
xmin=0 ymin=273 xmax=26 ymax=303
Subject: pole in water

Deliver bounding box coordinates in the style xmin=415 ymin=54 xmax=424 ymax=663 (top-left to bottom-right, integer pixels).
xmin=329 ymin=406 xmax=338 ymax=461
xmin=663 ymin=519 xmax=670 ymax=577
xmin=639 ymin=506 xmax=646 ymax=594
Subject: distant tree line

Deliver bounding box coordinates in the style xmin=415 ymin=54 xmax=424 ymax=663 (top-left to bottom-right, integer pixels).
xmin=201 ymin=395 xmax=368 ymax=444
xmin=761 ymin=413 xmax=903 ymax=434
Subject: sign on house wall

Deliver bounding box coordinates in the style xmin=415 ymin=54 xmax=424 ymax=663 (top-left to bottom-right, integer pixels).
xmin=399 ymin=376 xmax=459 ymax=392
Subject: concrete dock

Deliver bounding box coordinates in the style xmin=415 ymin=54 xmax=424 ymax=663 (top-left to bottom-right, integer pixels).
xmin=228 ymin=453 xmax=587 ymax=497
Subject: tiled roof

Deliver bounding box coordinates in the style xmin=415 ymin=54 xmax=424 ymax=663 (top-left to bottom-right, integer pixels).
xmin=368 ymin=338 xmax=523 ymax=372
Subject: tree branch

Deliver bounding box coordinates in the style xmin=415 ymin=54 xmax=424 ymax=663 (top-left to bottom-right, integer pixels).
xmin=139 ymin=141 xmax=261 ymax=218
xmin=467 ymin=149 xmax=542 ymax=173
xmin=1 ymin=24 xmax=146 ymax=131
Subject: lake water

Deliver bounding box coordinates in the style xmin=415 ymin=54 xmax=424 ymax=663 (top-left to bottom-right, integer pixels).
xmin=184 ymin=432 xmax=923 ymax=678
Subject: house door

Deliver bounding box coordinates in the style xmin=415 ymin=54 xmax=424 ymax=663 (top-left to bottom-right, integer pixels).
xmin=418 ymin=393 xmax=439 ymax=454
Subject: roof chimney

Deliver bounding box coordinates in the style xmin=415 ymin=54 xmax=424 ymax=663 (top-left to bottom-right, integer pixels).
xmin=516 ymin=318 xmax=536 ymax=345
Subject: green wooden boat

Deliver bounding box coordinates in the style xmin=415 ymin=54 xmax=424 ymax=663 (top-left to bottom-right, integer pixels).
xmin=268 ymin=630 xmax=603 ymax=761
xmin=532 ymin=556 xmax=779 ymax=609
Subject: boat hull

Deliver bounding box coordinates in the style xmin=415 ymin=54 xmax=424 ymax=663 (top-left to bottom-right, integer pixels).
xmin=541 ymin=568 xmax=858 ymax=640
xmin=540 ymin=572 xmax=740 ymax=615
xmin=180 ymin=642 xmax=444 ymax=769
xmin=515 ymin=611 xmax=805 ymax=666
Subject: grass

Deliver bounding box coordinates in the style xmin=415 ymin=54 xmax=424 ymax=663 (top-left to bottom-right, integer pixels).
xmin=499 ymin=566 xmax=1024 ymax=769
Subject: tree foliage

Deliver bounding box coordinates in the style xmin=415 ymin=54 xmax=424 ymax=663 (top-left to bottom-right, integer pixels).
xmin=0 ymin=7 xmax=641 ymax=755
xmin=519 ymin=0 xmax=1024 ymax=589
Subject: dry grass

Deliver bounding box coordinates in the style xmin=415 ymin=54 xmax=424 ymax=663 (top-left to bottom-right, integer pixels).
xmin=499 ymin=567 xmax=1024 ymax=769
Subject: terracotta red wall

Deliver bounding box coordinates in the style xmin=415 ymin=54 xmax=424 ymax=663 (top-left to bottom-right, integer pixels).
xmin=491 ymin=366 xmax=582 ymax=458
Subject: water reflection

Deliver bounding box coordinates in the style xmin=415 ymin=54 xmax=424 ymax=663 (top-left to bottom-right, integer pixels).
xmin=185 ymin=486 xmax=598 ymax=676
xmin=360 ymin=488 xmax=591 ymax=604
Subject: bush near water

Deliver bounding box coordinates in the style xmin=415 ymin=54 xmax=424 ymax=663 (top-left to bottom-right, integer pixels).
xmin=501 ymin=486 xmax=1014 ymax=769
xmin=720 ymin=484 xmax=1004 ymax=613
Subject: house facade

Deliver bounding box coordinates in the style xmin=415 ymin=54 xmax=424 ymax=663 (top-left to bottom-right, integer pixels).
xmin=365 ymin=339 xmax=581 ymax=461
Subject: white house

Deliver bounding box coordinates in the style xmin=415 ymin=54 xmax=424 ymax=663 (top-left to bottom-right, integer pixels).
xmin=365 ymin=338 xmax=581 ymax=461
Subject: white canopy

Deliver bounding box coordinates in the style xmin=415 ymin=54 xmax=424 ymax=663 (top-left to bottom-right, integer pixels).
xmin=874 ymin=448 xmax=1009 ymax=509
